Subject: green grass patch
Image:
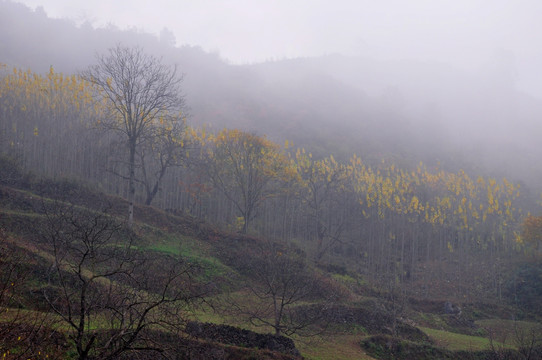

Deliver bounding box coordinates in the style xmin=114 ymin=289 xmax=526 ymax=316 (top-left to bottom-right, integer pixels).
xmin=331 ymin=273 xmax=365 ymax=287
xmin=420 ymin=326 xmax=511 ymax=351
xmin=0 ymin=209 xmax=44 ymax=217
xmin=138 ymin=231 xmax=237 ymax=281
xmin=411 ymin=312 xmax=449 ymax=330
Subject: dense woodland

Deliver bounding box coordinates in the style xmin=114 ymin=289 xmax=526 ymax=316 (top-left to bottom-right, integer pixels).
xmin=0 ymin=60 xmax=540 ymax=302
xmin=1 ymin=2 xmax=542 ymax=359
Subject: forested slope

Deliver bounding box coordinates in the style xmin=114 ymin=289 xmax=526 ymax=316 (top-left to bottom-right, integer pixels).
xmin=1 ymin=147 xmax=542 ymax=359
xmin=2 ymin=0 xmax=542 ymax=187
xmin=1 ymin=2 xmax=542 ymax=359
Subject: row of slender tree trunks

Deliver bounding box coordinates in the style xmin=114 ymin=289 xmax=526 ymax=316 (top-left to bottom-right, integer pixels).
xmin=0 ymin=65 xmax=531 ymax=300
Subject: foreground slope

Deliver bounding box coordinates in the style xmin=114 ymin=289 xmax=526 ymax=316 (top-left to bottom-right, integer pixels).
xmin=1 ymin=160 xmax=541 ymax=359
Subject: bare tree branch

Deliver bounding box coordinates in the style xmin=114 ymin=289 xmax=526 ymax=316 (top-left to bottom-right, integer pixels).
xmin=82 ymin=45 xmax=187 ymax=227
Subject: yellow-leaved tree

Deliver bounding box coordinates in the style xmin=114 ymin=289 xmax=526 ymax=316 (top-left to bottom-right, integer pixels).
xmin=204 ymin=129 xmax=296 ymax=233
xmin=521 ymin=215 xmax=542 ymax=254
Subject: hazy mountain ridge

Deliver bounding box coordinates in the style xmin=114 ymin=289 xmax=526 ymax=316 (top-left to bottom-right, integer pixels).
xmin=1 ymin=0 xmax=541 ymax=190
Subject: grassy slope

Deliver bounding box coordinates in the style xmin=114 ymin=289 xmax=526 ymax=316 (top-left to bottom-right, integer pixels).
xmin=1 ymin=177 xmax=541 ymax=359
xmin=420 ymin=327 xmax=507 ymax=351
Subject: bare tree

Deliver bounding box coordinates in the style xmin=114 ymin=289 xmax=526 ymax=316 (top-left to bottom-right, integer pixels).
xmin=138 ymin=119 xmax=190 ymax=206
xmin=513 ymin=321 xmax=542 ymax=360
xmin=233 ymin=240 xmax=327 ymax=336
xmin=296 ymin=153 xmax=351 ymax=263
xmin=0 ymin=227 xmax=57 ymax=359
xmin=39 ymin=201 xmax=201 ymax=360
xmin=82 ymin=45 xmax=186 ymax=227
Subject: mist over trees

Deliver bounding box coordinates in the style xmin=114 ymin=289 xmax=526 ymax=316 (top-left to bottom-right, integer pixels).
xmin=1 ymin=0 xmax=542 ymax=306
xmin=2 ymin=1 xmax=541 ymax=194
xmin=1 ymin=59 xmax=538 ymax=305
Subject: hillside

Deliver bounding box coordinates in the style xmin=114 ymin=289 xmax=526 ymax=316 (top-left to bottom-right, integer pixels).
xmin=0 ymin=159 xmax=306 ymax=358
xmin=2 ymin=2 xmax=542 ymax=359
xmin=1 ymin=157 xmax=542 ymax=359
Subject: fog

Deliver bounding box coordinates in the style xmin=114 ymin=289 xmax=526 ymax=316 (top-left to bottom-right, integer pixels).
xmin=12 ymin=0 xmax=542 ymax=99
xmin=2 ymin=0 xmax=542 ymax=190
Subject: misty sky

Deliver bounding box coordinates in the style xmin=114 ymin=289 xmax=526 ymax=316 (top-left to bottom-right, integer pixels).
xmin=11 ymin=0 xmax=542 ymax=98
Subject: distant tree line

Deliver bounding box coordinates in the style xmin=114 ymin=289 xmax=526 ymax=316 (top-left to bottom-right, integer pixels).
xmin=1 ymin=48 xmax=540 ymax=301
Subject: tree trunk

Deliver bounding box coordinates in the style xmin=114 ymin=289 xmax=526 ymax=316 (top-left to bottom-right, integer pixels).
xmin=144 ymin=163 xmax=169 ymax=206
xmin=274 ymin=300 xmax=281 ymax=336
xmin=241 ymin=206 xmax=252 ymax=234
xmin=128 ymin=142 xmax=136 ymax=228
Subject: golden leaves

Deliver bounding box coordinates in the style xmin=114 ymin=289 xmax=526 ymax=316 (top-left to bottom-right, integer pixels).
xmin=521 ymin=214 xmax=542 ymax=251
xmin=1 ymin=66 xmax=99 ymax=118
